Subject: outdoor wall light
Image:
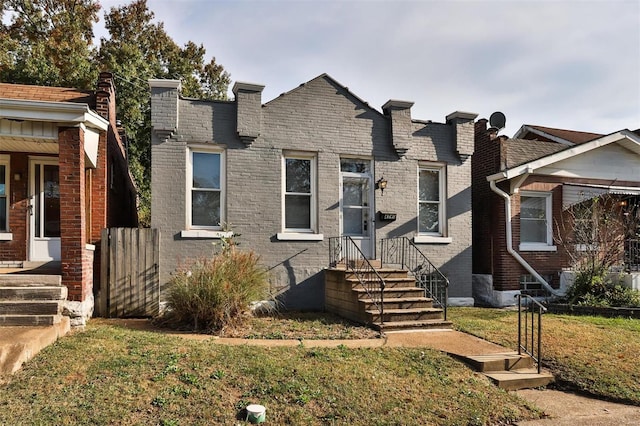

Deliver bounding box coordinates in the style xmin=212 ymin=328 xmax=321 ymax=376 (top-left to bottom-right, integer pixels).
xmin=376 ymin=176 xmax=388 ymax=195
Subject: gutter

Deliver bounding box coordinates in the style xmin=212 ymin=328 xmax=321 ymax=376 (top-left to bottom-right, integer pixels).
xmin=489 ymin=180 xmax=564 ymax=297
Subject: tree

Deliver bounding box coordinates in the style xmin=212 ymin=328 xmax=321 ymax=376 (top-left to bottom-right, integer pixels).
xmin=0 ymin=0 xmax=100 ymax=89
xmin=1 ymin=0 xmax=231 ymax=226
xmin=98 ymin=0 xmax=230 ymax=225
xmin=555 ymin=194 xmax=640 ymax=306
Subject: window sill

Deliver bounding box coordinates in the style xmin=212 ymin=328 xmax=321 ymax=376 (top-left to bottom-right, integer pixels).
xmin=414 ymin=235 xmax=452 ymax=244
xmin=0 ymin=233 xmax=12 ymax=241
xmin=181 ymin=230 xmax=233 ymax=239
xmin=519 ymin=244 xmax=557 ymax=252
xmin=276 ymin=233 xmax=324 ymax=241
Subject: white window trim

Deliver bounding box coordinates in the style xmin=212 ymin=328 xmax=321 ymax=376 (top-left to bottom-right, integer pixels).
xmin=281 ymin=152 xmax=319 ymax=234
xmin=0 ymin=154 xmax=9 ymax=233
xmin=414 ymin=236 xmax=452 ymax=244
xmin=185 ymin=146 xmax=225 ymax=230
xmin=276 ymin=232 xmax=324 ymax=241
xmin=519 ymin=191 xmax=556 ymax=251
xmin=181 ymin=230 xmax=233 ymax=239
xmin=417 ymin=163 xmax=447 ymax=237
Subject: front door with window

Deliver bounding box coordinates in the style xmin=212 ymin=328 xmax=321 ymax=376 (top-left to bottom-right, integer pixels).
xmin=340 ymin=159 xmax=374 ymax=258
xmin=29 ymin=159 xmax=61 ymax=261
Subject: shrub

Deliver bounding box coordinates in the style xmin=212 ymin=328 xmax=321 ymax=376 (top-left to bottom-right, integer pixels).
xmin=165 ymin=247 xmax=269 ymax=332
xmin=567 ymin=270 xmax=640 ymax=308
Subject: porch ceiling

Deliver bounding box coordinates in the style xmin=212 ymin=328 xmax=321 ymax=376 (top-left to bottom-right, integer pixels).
xmin=0 ymin=137 xmax=58 ymax=154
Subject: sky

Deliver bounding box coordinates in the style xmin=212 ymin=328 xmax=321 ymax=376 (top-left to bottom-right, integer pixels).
xmin=96 ymin=0 xmax=640 ymax=137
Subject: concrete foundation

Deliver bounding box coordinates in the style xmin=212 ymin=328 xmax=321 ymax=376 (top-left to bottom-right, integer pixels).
xmin=472 ymin=274 xmax=520 ymax=307
xmin=63 ymin=294 xmax=94 ymax=327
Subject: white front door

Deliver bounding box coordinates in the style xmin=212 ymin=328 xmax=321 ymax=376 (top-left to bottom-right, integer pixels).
xmin=340 ymin=159 xmax=374 ymax=258
xmin=29 ymin=159 xmax=61 ymax=261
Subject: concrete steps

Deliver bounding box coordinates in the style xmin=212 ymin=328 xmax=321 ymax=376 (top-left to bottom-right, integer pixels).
xmin=326 ymin=264 xmax=450 ymax=332
xmin=367 ymin=307 xmax=444 ymax=323
xmin=0 ymin=274 xmax=66 ymax=326
xmin=463 ymin=352 xmax=554 ymax=390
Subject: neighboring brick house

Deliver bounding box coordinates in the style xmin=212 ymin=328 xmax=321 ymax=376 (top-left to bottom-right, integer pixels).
xmin=472 ymin=119 xmax=640 ymax=306
xmin=0 ymin=72 xmax=137 ymax=323
xmin=150 ymin=74 xmax=477 ymax=310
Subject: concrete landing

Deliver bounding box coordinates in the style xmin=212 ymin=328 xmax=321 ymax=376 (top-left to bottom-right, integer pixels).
xmin=0 ymin=316 xmax=70 ymax=375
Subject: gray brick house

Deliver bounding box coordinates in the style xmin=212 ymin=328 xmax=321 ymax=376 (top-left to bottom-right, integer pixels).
xmin=149 ymin=74 xmax=476 ymax=310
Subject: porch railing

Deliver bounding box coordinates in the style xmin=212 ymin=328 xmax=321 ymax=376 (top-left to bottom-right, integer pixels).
xmin=516 ymin=294 xmax=547 ymax=374
xmin=329 ymin=236 xmax=386 ymax=325
xmin=380 ymin=237 xmax=449 ymax=320
xmin=625 ymin=239 xmax=640 ymax=272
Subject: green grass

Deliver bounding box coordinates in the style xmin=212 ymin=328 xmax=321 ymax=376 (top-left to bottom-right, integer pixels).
xmin=0 ymin=322 xmax=541 ymax=425
xmin=451 ymin=307 xmax=640 ymax=405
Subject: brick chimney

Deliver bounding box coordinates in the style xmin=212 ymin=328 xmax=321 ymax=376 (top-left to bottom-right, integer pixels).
xmin=232 ymin=82 xmax=264 ymax=146
xmin=382 ymin=99 xmax=414 ymax=158
xmin=149 ymin=79 xmax=181 ymax=142
xmin=95 ymin=71 xmax=115 ymax=122
xmin=446 ymin=111 xmax=478 ymax=162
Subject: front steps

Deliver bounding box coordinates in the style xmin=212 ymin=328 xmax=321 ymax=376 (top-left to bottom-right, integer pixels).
xmin=464 ymin=353 xmax=554 ymax=390
xmin=325 ymin=266 xmax=451 ymax=332
xmin=0 ymin=274 xmax=67 ymax=326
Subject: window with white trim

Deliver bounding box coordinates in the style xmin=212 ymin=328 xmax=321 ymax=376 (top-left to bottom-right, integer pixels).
xmin=283 ymin=154 xmax=316 ymax=233
xmin=0 ymin=156 xmax=8 ymax=231
xmin=188 ymin=149 xmax=224 ymax=229
xmin=520 ymin=191 xmax=554 ymax=249
xmin=418 ymin=165 xmax=446 ymax=236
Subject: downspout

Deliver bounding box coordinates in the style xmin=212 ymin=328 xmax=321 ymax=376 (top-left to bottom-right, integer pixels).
xmin=489 ymin=179 xmax=563 ymax=297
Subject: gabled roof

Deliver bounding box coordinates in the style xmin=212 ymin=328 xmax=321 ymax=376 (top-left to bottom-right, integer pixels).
xmin=0 ymin=83 xmax=95 ymax=107
xmin=502 ymin=138 xmax=566 ymax=169
xmin=263 ymin=73 xmax=385 ymax=117
xmin=514 ymin=124 xmax=603 ymax=145
xmin=488 ymin=129 xmax=640 ymax=182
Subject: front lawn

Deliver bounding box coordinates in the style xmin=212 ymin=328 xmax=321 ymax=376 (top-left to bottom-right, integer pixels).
xmin=451 ymin=307 xmax=640 ymax=405
xmin=0 ymin=322 xmax=540 ymax=425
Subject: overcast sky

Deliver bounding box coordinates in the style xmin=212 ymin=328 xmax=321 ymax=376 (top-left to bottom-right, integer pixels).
xmin=97 ymin=0 xmax=640 ymax=137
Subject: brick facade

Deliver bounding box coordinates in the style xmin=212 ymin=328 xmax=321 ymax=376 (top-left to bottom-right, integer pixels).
xmin=0 ymin=74 xmax=137 ymax=322
xmin=473 ymin=120 xmax=640 ymax=302
xmin=151 ymin=74 xmax=477 ymax=309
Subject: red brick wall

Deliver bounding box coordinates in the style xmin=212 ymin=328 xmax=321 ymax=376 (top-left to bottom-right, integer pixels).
xmin=0 ymin=154 xmax=28 ymax=261
xmin=58 ymin=127 xmax=92 ymax=301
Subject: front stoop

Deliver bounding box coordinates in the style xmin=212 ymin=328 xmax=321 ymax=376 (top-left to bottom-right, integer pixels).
xmin=0 ymin=274 xmax=67 ymax=326
xmin=464 ymin=353 xmax=554 ymax=390
xmin=325 ymin=266 xmax=451 ymax=332
xmin=0 ymin=316 xmax=71 ymax=375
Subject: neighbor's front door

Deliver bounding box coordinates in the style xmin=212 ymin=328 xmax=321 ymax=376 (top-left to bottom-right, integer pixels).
xmin=29 ymin=158 xmax=61 ymax=261
xmin=340 ymin=159 xmax=374 ymax=258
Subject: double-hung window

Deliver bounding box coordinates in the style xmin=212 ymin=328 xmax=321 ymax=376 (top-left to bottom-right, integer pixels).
xmin=0 ymin=155 xmax=8 ymax=234
xmin=520 ymin=191 xmax=555 ymax=251
xmin=277 ymin=153 xmax=322 ymax=240
xmin=416 ymin=165 xmax=448 ymax=243
xmin=188 ymin=149 xmax=224 ymax=230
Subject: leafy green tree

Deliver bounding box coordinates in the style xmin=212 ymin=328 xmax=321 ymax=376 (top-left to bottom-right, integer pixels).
xmin=98 ymin=0 xmax=230 ymax=225
xmin=0 ymin=0 xmax=100 ymax=88
xmin=1 ymin=0 xmax=231 ymax=226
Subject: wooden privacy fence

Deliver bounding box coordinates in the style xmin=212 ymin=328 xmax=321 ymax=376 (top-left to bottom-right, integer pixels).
xmin=98 ymin=227 xmax=160 ymax=317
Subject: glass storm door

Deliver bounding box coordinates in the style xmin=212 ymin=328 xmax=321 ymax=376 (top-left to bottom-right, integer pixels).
xmin=29 ymin=159 xmax=61 ymax=261
xmin=340 ymin=159 xmax=374 ymax=258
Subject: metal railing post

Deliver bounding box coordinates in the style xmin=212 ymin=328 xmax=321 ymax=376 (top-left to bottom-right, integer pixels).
xmin=517 ymin=295 xmax=522 ymax=356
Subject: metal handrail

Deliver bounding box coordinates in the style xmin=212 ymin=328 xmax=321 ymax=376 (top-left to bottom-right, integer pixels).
xmin=516 ymin=294 xmax=547 ymax=374
xmin=329 ymin=236 xmax=386 ymax=325
xmin=625 ymin=239 xmax=640 ymax=272
xmin=380 ymin=237 xmax=449 ymax=320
